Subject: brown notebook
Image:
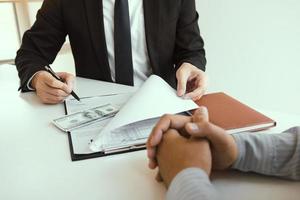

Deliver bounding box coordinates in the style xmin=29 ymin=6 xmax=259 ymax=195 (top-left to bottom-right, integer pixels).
xmin=194 ymin=92 xmax=276 ymax=134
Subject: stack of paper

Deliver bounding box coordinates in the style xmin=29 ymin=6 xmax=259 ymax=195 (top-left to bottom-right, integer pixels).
xmin=89 ymin=75 xmax=199 ymax=153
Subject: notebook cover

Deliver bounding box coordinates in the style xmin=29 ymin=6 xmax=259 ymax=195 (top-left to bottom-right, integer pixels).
xmin=194 ymin=92 xmax=276 ymax=132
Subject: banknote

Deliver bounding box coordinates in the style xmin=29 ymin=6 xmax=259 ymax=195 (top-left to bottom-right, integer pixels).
xmin=53 ymin=104 xmax=119 ymax=132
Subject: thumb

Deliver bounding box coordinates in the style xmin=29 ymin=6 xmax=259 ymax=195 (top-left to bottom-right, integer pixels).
xmin=184 ymin=122 xmax=207 ymax=138
xmin=57 ymin=72 xmax=75 ymax=91
xmin=193 ymin=107 xmax=209 ymax=123
xmin=176 ymin=69 xmax=190 ymax=97
xmin=185 ymin=122 xmax=229 ymax=147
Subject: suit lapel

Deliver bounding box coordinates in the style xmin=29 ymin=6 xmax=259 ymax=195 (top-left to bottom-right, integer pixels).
xmin=83 ymin=0 xmax=112 ymax=81
xmin=143 ymin=0 xmax=160 ymax=73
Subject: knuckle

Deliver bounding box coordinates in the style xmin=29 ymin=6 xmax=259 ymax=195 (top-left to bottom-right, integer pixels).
xmin=162 ymin=114 xmax=172 ymax=120
xmin=200 ymin=121 xmax=210 ymax=130
xmin=161 ymin=114 xmax=169 ymax=119
xmin=176 ymin=68 xmax=184 ymax=78
xmin=65 ymin=86 xmax=72 ymax=93
xmin=61 ymin=85 xmax=70 ymax=92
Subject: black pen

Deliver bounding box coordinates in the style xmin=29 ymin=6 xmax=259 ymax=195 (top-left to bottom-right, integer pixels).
xmin=45 ymin=65 xmax=81 ymax=101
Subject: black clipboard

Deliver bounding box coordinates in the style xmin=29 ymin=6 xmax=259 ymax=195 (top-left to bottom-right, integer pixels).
xmin=64 ymin=102 xmax=146 ymax=161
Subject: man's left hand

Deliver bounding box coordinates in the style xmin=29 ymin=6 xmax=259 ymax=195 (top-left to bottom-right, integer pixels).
xmin=156 ymin=129 xmax=212 ymax=187
xmin=176 ymin=62 xmax=207 ymax=101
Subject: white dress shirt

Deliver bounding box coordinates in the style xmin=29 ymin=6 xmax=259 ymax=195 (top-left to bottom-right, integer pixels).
xmin=103 ymin=0 xmax=152 ymax=86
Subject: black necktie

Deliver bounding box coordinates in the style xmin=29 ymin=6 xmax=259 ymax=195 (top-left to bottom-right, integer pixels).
xmin=114 ymin=0 xmax=134 ymax=86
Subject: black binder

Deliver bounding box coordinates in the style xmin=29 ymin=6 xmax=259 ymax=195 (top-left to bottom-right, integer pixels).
xmin=64 ymin=103 xmax=146 ymax=161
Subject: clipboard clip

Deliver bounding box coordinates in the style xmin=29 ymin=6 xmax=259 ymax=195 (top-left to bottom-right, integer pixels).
xmin=104 ymin=144 xmax=146 ymax=154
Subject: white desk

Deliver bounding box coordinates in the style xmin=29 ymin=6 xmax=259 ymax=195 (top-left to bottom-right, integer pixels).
xmin=1 ymin=64 xmax=300 ymax=200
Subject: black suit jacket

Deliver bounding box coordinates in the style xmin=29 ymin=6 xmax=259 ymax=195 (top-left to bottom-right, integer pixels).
xmin=16 ymin=0 xmax=206 ymax=91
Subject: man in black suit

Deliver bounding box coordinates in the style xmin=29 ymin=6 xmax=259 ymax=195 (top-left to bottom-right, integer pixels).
xmin=16 ymin=0 xmax=207 ymax=104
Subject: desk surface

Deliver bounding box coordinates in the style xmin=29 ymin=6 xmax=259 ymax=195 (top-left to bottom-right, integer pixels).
xmin=1 ymin=64 xmax=300 ymax=200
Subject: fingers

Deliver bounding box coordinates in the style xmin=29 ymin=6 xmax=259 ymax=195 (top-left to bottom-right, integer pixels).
xmin=36 ymin=84 xmax=68 ymax=104
xmin=186 ymin=111 xmax=238 ymax=170
xmin=39 ymin=94 xmax=65 ymax=104
xmin=32 ymin=71 xmax=75 ymax=104
xmin=147 ymin=114 xmax=192 ymax=169
xmin=45 ymin=86 xmax=69 ymax=97
xmin=147 ymin=155 xmax=158 ymax=169
xmin=184 ymin=87 xmax=205 ymax=101
xmin=176 ymin=63 xmax=208 ymax=100
xmin=147 ymin=108 xmax=209 ymax=170
xmin=184 ymin=107 xmax=227 ymax=142
xmin=148 ymin=114 xmax=191 ymax=147
xmin=192 ymin=107 xmax=209 ymax=123
xmin=57 ymin=72 xmax=75 ymax=92
xmin=184 ymin=72 xmax=207 ymax=100
xmin=43 ymin=73 xmax=72 ymax=94
xmin=185 ymin=120 xmax=228 ymax=146
xmin=182 ymin=107 xmax=209 ymax=135
xmin=176 ymin=67 xmax=190 ymax=97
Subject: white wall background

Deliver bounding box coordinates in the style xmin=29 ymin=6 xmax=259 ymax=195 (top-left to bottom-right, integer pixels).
xmin=0 ymin=3 xmax=20 ymax=60
xmin=196 ymin=0 xmax=300 ymax=114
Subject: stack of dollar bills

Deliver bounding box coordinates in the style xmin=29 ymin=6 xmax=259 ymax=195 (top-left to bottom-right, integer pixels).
xmin=53 ymin=104 xmax=119 ymax=132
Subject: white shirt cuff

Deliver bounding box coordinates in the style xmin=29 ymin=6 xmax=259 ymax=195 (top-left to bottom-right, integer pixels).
xmin=26 ymin=71 xmax=40 ymax=91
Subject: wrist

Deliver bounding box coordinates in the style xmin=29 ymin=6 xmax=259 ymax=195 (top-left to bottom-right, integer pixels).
xmin=166 ymin=158 xmax=211 ymax=186
xmin=226 ymin=135 xmax=239 ymax=168
xmin=168 ymin=168 xmax=210 ymax=188
xmin=230 ymin=134 xmax=244 ymax=169
xmin=31 ymin=70 xmax=46 ymax=89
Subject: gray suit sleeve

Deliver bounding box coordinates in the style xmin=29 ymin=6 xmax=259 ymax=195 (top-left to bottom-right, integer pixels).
xmin=232 ymin=126 xmax=300 ymax=180
xmin=166 ymin=168 xmax=217 ymax=200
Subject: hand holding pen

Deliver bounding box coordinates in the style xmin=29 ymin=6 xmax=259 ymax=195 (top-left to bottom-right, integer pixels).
xmin=30 ymin=66 xmax=80 ymax=104
xmin=45 ymin=66 xmax=80 ymax=101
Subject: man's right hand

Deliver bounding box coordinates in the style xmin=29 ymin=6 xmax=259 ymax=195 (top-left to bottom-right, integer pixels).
xmin=185 ymin=108 xmax=239 ymax=170
xmin=31 ymin=71 xmax=75 ymax=104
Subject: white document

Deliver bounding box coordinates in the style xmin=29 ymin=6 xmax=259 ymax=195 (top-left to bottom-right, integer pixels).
xmin=90 ymin=75 xmax=199 ymax=152
xmin=70 ymin=121 xmax=108 ymax=154
xmin=66 ymin=93 xmax=133 ymax=154
xmin=100 ymin=118 xmax=160 ymax=153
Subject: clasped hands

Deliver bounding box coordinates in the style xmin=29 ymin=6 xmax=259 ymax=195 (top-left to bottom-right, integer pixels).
xmin=146 ymin=107 xmax=239 ymax=187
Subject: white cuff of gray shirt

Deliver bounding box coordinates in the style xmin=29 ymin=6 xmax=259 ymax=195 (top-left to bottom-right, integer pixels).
xmin=26 ymin=71 xmax=40 ymax=91
xmin=166 ymin=168 xmax=217 ymax=200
